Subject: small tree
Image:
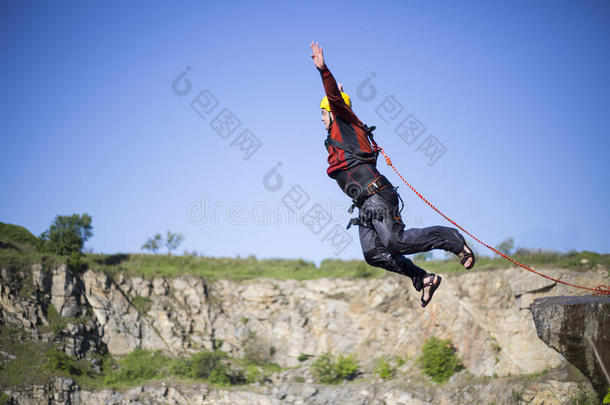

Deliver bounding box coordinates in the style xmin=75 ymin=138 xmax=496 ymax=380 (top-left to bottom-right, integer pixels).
xmin=495 ymin=237 xmax=515 ymax=256
xmin=40 ymin=213 xmax=93 ymax=256
xmin=164 ymin=231 xmax=184 ymax=256
xmin=141 ymin=233 xmax=162 ymax=254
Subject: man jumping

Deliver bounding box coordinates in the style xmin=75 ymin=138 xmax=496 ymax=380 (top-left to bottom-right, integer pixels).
xmin=310 ymin=41 xmax=475 ymax=307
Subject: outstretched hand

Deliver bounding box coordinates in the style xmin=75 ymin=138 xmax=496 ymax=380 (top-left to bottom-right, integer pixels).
xmin=310 ymin=41 xmax=325 ymax=69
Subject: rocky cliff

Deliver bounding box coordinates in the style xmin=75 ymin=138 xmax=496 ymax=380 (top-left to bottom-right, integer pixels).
xmin=1 ymin=263 xmax=607 ymax=404
xmin=531 ymin=295 xmax=610 ymax=401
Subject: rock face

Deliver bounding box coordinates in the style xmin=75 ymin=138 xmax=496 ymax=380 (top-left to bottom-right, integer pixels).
xmin=530 ymin=295 xmax=610 ymax=401
xmin=1 ymin=263 xmax=607 ymax=403
xmin=2 ymin=369 xmax=595 ymax=405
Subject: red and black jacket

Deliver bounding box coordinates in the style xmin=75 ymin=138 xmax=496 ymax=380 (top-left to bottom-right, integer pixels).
xmin=318 ymin=65 xmax=379 ymax=179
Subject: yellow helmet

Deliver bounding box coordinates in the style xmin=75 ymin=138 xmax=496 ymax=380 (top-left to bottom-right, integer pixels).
xmin=320 ymin=92 xmax=352 ymax=112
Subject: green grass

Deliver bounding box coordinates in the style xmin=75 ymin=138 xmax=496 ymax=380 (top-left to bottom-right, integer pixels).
xmin=0 ymin=321 xmax=282 ymax=392
xmin=2 ymin=221 xmax=608 ymax=283
xmin=0 ymin=324 xmax=109 ymax=390
xmin=82 ymin=249 xmax=609 ymax=282
xmin=412 ymin=249 xmax=610 ymax=275
xmin=82 ymin=254 xmax=386 ymax=281
xmin=0 ymin=222 xmax=40 ymax=253
xmin=0 ymin=326 xmax=55 ymax=387
xmin=131 ymin=296 xmax=153 ymax=313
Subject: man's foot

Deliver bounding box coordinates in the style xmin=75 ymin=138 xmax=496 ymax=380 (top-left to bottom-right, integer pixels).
xmin=421 ymin=273 xmax=442 ymax=308
xmin=458 ymin=243 xmax=475 ymax=270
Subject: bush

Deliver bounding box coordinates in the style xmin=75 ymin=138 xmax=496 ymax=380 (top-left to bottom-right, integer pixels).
xmin=46 ymin=349 xmax=82 ymax=376
xmin=171 ymin=350 xmax=227 ymax=379
xmin=208 ymin=367 xmax=231 ymax=386
xmin=311 ymin=352 xmax=359 ymax=384
xmin=104 ymin=349 xmax=168 ymax=385
xmin=170 ymin=350 xmax=245 ymax=385
xmin=375 ymin=357 xmax=396 ymax=379
xmin=418 ymin=337 xmax=464 ymax=383
xmin=68 ymin=251 xmax=86 ymax=272
xmin=335 ymin=354 xmax=358 ymax=380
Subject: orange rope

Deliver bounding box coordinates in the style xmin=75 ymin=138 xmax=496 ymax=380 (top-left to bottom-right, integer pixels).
xmin=375 ymin=147 xmax=610 ymax=296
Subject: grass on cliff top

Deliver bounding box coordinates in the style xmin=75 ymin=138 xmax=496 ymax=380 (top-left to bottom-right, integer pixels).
xmin=81 ymin=250 xmax=610 ymax=281
xmin=1 ymin=221 xmax=608 ymax=281
xmin=83 ymin=254 xmax=387 ymax=281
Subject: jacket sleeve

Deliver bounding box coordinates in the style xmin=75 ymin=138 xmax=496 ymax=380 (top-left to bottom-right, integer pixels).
xmin=318 ymin=65 xmax=362 ymax=126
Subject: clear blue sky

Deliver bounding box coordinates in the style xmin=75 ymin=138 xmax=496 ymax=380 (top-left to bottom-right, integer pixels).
xmin=1 ymin=0 xmax=609 ymax=265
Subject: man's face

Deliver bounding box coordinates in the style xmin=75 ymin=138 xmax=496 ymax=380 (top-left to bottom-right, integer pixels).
xmin=321 ymin=109 xmax=332 ymax=131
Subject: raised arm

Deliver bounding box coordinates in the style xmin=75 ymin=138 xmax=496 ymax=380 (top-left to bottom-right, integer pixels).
xmin=310 ymin=41 xmax=361 ymax=125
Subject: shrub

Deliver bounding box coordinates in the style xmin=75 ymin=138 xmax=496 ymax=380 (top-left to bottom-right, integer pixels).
xmin=171 ymin=350 xmax=227 ymax=379
xmin=208 ymin=367 xmax=231 ymax=386
xmin=335 ymin=354 xmax=358 ymax=380
xmin=67 ymin=251 xmax=86 ymax=272
xmin=297 ymin=353 xmax=310 ymax=362
xmin=311 ymin=352 xmax=359 ymax=384
xmin=418 ymin=336 xmax=464 ymax=383
xmin=375 ymin=357 xmax=396 ymax=379
xmin=46 ymin=349 xmax=82 ymax=376
xmin=104 ymin=349 xmax=168 ymax=385
xmin=311 ymin=353 xmax=336 ymax=384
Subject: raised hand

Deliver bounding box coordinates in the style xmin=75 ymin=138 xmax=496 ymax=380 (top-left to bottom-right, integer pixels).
xmin=310 ymin=41 xmax=325 ymax=69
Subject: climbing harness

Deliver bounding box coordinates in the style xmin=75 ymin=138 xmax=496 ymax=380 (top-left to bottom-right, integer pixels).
xmin=325 ymin=124 xmax=380 ymax=164
xmin=367 ymin=143 xmax=610 ymax=296
xmin=344 ymin=175 xmax=393 ymax=230
xmin=347 ymin=175 xmax=393 ymax=213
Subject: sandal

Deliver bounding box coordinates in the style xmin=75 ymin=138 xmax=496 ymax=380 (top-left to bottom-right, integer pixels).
xmin=421 ymin=274 xmax=442 ymax=308
xmin=459 ymin=244 xmax=475 ymax=270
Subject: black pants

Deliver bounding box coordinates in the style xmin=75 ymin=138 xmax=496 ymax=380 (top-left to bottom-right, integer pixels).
xmin=357 ymin=181 xmax=466 ymax=291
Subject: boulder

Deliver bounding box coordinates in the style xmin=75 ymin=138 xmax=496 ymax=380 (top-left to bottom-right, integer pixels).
xmin=530 ymin=295 xmax=610 ymax=400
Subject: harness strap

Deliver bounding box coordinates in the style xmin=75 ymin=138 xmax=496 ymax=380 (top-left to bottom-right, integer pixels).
xmin=348 ymin=175 xmax=392 ymax=211
xmin=325 ymin=124 xmax=380 ymax=163
xmin=345 ymin=175 xmax=393 ymax=228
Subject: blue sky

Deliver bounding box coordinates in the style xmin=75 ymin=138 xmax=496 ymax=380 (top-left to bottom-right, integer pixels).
xmin=1 ymin=0 xmax=609 ymax=265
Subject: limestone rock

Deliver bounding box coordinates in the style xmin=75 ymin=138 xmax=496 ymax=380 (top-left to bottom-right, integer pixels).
xmin=530 ymin=295 xmax=610 ymax=401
